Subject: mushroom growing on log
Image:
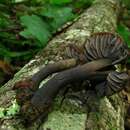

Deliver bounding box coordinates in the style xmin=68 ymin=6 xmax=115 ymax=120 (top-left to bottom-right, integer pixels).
xmin=14 ymin=32 xmax=129 ymax=126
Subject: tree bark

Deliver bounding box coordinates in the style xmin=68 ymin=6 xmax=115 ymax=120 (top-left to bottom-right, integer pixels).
xmin=0 ymin=0 xmax=125 ymax=130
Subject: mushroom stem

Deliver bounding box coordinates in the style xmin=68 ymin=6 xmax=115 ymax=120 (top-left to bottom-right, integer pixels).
xmin=31 ymin=59 xmax=112 ymax=107
xmin=14 ymin=58 xmax=77 ymax=91
xmin=31 ymin=58 xmax=77 ymax=88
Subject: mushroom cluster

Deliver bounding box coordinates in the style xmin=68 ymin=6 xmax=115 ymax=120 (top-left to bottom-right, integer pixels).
xmin=14 ymin=32 xmax=129 ymax=126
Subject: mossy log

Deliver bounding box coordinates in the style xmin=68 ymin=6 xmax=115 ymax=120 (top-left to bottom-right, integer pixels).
xmin=0 ymin=0 xmax=126 ymax=130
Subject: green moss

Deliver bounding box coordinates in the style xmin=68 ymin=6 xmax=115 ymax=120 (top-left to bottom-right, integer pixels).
xmin=42 ymin=96 xmax=86 ymax=130
xmin=0 ymin=99 xmax=20 ymax=118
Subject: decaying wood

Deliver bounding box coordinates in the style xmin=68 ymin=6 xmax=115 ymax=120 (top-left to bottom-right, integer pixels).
xmin=0 ymin=0 xmax=127 ymax=130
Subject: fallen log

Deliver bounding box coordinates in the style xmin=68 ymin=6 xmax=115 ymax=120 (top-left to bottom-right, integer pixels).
xmin=0 ymin=0 xmax=126 ymax=130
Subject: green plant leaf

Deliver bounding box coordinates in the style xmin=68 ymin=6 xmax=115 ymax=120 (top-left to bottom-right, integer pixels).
xmin=20 ymin=14 xmax=51 ymax=47
xmin=40 ymin=6 xmax=75 ymax=32
xmin=122 ymin=0 xmax=130 ymax=9
xmin=49 ymin=0 xmax=72 ymax=5
xmin=6 ymin=100 xmax=20 ymax=116
xmin=74 ymin=0 xmax=93 ymax=9
xmin=0 ymin=44 xmax=34 ymax=61
xmin=0 ymin=17 xmax=10 ymax=28
xmin=0 ymin=108 xmax=5 ymax=118
xmin=116 ymin=23 xmax=130 ymax=47
xmin=116 ymin=23 xmax=130 ymax=63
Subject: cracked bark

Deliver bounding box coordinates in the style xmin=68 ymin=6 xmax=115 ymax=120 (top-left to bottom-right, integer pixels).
xmin=0 ymin=0 xmax=126 ymax=130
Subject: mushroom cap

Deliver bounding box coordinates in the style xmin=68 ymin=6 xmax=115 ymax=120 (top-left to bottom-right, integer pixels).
xmin=95 ymin=71 xmax=129 ymax=97
xmin=84 ymin=33 xmax=128 ymax=65
xmin=106 ymin=71 xmax=129 ymax=95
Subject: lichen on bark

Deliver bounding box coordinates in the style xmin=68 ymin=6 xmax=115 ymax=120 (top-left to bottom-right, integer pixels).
xmin=0 ymin=0 xmax=125 ymax=130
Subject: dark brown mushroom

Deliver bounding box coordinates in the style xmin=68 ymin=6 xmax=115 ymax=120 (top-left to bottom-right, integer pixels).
xmin=18 ymin=59 xmax=113 ymax=126
xmin=13 ymin=32 xmax=129 ymax=126
xmin=66 ymin=33 xmax=128 ymax=64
